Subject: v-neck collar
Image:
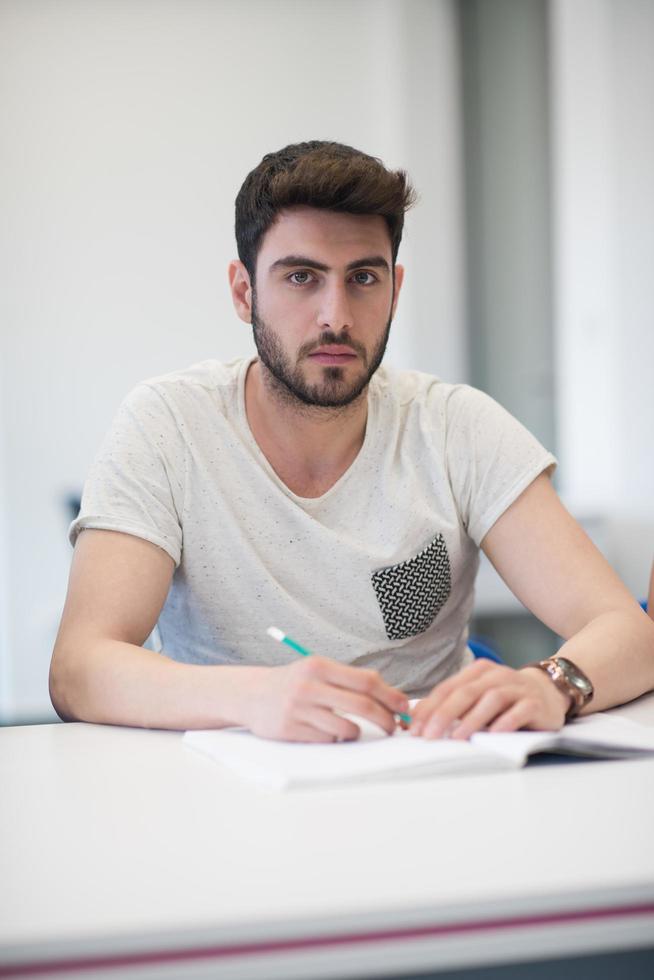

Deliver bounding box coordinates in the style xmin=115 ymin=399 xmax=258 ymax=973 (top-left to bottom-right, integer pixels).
xmin=236 ymin=356 xmax=381 ymax=507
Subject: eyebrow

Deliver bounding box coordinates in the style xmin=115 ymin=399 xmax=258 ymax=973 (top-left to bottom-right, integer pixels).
xmin=269 ymin=254 xmax=391 ymax=274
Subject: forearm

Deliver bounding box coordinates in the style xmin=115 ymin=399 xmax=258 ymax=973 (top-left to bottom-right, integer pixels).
xmin=556 ymin=608 xmax=654 ymax=713
xmin=49 ymin=637 xmax=267 ymax=730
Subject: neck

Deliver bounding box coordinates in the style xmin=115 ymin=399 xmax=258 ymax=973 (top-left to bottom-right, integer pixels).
xmin=244 ymin=359 xmax=370 ymax=497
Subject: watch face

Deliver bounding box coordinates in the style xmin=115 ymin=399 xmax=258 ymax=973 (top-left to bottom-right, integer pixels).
xmin=556 ymin=657 xmax=593 ymax=697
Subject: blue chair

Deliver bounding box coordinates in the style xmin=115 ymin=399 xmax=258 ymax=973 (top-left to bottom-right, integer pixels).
xmin=468 ymin=636 xmax=503 ymax=664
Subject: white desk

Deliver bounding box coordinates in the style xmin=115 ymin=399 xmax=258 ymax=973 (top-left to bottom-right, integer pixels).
xmin=2 ymin=696 xmax=654 ymax=980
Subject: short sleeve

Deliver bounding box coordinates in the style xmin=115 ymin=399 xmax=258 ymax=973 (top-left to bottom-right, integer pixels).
xmin=69 ymin=384 xmax=186 ymax=566
xmin=444 ymin=385 xmax=557 ymax=546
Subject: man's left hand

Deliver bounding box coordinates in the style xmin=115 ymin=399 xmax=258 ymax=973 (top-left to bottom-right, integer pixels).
xmin=409 ymin=659 xmax=571 ymax=740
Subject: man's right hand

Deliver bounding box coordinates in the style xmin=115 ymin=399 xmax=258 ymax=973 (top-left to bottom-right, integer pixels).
xmin=242 ymin=656 xmax=409 ymax=742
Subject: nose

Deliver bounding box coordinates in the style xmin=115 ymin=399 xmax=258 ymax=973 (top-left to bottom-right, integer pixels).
xmin=316 ymin=280 xmax=353 ymax=334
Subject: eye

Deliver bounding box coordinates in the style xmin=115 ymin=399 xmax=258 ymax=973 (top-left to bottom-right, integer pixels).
xmin=288 ymin=270 xmax=315 ymax=286
xmin=350 ymin=270 xmax=378 ymax=286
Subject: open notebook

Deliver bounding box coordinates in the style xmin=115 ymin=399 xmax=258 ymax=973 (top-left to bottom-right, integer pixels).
xmin=183 ymin=712 xmax=654 ymax=790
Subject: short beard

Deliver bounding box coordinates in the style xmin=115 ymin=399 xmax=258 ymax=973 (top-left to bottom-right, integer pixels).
xmin=250 ymin=292 xmax=393 ymax=410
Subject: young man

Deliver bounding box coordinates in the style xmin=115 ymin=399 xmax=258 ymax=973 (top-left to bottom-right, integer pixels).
xmin=50 ymin=141 xmax=654 ymax=742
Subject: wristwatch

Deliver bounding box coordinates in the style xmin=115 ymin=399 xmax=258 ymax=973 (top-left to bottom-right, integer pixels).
xmin=521 ymin=656 xmax=594 ymax=720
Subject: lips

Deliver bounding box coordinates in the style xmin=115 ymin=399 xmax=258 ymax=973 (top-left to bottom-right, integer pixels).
xmin=308 ymin=345 xmax=358 ymax=364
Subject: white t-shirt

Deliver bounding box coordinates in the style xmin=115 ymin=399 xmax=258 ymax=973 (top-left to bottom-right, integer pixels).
xmin=70 ymin=358 xmax=556 ymax=698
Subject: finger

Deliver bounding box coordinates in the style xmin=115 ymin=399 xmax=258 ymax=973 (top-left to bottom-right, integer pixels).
xmin=411 ymin=663 xmax=514 ymax=733
xmin=410 ymin=682 xmax=464 ymax=731
xmin=283 ymin=665 xmax=399 ymax=737
xmin=419 ymin=682 xmax=494 ymax=739
xmin=310 ymin=683 xmax=399 ymax=735
xmin=411 ymin=684 xmax=458 ymax=726
xmin=413 ymin=680 xmax=488 ymax=737
xmin=286 ymin=661 xmax=400 ymax=734
xmin=449 ymin=687 xmax=522 ymax=740
xmin=411 ymin=661 xmax=502 ymax=721
xmin=299 ymin=706 xmax=362 ymax=742
xmin=311 ymin=658 xmax=409 ymax=717
xmin=488 ymin=697 xmax=542 ymax=733
xmin=277 ymin=720 xmax=339 ymax=743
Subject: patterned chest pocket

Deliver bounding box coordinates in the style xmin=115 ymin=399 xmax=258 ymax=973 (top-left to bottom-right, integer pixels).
xmin=371 ymin=534 xmax=451 ymax=641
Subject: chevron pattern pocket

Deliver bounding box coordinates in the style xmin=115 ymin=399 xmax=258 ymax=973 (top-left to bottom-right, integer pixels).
xmin=371 ymin=534 xmax=451 ymax=641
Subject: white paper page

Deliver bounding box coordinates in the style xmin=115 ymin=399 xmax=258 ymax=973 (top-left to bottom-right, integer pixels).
xmin=183 ymin=721 xmax=517 ymax=790
xmin=471 ymin=712 xmax=654 ymax=766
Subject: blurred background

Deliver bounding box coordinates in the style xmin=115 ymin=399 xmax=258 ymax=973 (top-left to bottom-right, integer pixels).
xmin=0 ymin=0 xmax=652 ymax=724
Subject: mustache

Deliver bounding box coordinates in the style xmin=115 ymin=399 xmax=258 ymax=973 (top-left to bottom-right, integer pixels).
xmin=297 ymin=331 xmax=367 ymax=362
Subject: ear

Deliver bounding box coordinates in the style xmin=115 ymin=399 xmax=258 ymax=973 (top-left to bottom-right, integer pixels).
xmin=391 ymin=264 xmax=405 ymax=319
xmin=228 ymin=260 xmax=253 ymax=324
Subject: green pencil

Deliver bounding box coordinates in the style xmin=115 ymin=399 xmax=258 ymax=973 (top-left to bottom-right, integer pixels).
xmin=266 ymin=626 xmax=412 ymax=725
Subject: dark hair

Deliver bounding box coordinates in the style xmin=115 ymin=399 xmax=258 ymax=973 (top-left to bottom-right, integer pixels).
xmin=235 ymin=140 xmax=416 ymax=280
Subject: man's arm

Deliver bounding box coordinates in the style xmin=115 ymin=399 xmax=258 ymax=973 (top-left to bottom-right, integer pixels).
xmin=411 ymin=474 xmax=654 ymax=739
xmin=50 ymin=529 xmax=408 ymax=737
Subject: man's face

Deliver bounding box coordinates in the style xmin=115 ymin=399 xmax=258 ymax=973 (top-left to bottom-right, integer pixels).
xmin=249 ymin=207 xmax=402 ymax=408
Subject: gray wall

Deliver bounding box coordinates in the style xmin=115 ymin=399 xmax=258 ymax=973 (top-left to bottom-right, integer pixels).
xmin=461 ymin=0 xmax=555 ymax=452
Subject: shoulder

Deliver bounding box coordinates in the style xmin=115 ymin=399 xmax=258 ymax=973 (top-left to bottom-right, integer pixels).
xmin=372 ymin=366 xmax=492 ymax=421
xmin=122 ymin=358 xmax=248 ymax=416
xmin=138 ymin=358 xmax=246 ymax=398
